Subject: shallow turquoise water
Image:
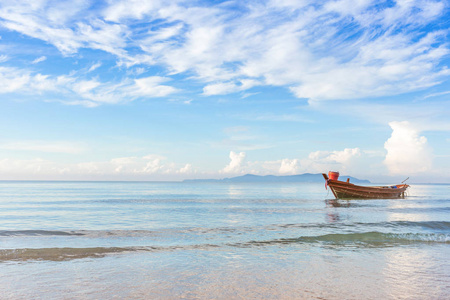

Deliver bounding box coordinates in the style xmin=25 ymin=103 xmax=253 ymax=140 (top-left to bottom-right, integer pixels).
xmin=0 ymin=181 xmax=449 ymax=299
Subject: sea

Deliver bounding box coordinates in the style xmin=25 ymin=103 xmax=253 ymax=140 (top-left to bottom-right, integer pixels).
xmin=0 ymin=181 xmax=449 ymax=299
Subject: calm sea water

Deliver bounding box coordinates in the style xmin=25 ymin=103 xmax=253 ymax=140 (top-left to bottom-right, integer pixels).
xmin=0 ymin=181 xmax=449 ymax=299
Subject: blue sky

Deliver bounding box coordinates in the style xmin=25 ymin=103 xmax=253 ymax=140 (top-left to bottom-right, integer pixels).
xmin=0 ymin=0 xmax=449 ymax=182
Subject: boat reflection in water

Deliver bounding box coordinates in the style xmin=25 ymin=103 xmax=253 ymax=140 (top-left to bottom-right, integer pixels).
xmin=323 ymin=171 xmax=409 ymax=199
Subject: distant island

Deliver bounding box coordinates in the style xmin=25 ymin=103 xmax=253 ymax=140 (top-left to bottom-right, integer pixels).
xmin=184 ymin=173 xmax=370 ymax=183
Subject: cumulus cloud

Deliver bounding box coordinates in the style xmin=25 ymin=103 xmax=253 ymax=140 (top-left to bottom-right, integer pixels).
xmin=219 ymin=149 xmax=367 ymax=176
xmin=177 ymin=164 xmax=192 ymax=174
xmin=0 ymin=144 xmax=411 ymax=181
xmin=309 ymin=148 xmax=362 ymax=164
xmin=0 ymin=154 xmax=193 ymax=180
xmin=222 ymin=151 xmax=246 ymax=173
xmin=300 ymin=148 xmax=363 ymax=175
xmin=0 ymin=158 xmax=54 ymax=176
xmin=279 ymin=158 xmax=300 ymax=174
xmin=384 ymin=121 xmax=432 ymax=175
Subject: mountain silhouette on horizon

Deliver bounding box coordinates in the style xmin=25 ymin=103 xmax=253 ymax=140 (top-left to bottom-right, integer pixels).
xmin=184 ymin=173 xmax=370 ymax=183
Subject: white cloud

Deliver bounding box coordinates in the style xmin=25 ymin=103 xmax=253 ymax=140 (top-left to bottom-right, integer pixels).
xmin=130 ymin=76 xmax=178 ymax=97
xmin=0 ymin=66 xmax=31 ymax=92
xmin=324 ymin=0 xmax=372 ymax=16
xmin=217 ymin=150 xmax=364 ymax=176
xmin=0 ymin=0 xmax=448 ymax=103
xmin=88 ymin=62 xmax=102 ymax=72
xmin=0 ymin=1 xmax=128 ymax=56
xmin=142 ymin=158 xmax=164 ymax=173
xmin=290 ymin=31 xmax=450 ymax=101
xmin=384 ymin=121 xmax=432 ymax=175
xmin=216 ymin=127 xmax=271 ymax=151
xmin=203 ymin=82 xmax=240 ymax=96
xmin=102 ymin=0 xmax=165 ymax=22
xmin=72 ymin=79 xmax=101 ymax=95
xmin=0 ymin=158 xmax=55 ymax=176
xmin=0 ymin=154 xmax=193 ymax=180
xmin=423 ymin=90 xmax=450 ymax=100
xmin=0 ymin=66 xmax=63 ymax=94
xmin=220 ymin=153 xmax=299 ymax=176
xmin=177 ymin=164 xmax=192 ymax=174
xmin=312 ymin=98 xmax=450 ymax=134
xmin=203 ymin=79 xmax=260 ymax=96
xmin=0 ymin=66 xmax=178 ymax=106
xmin=234 ymin=112 xmax=314 ymax=123
xmin=222 ymin=151 xmax=246 ymax=174
xmin=307 ymin=148 xmax=362 ymax=164
xmin=216 ymin=148 xmax=375 ymax=177
xmin=279 ymin=158 xmax=300 ymax=174
xmin=127 ymin=67 xmax=145 ymax=76
xmin=31 ymin=56 xmax=47 ymax=64
xmin=300 ymin=148 xmax=364 ymax=175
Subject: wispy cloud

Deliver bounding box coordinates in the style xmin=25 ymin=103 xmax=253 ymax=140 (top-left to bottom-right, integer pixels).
xmin=314 ymin=99 xmax=450 ymax=132
xmin=423 ymin=90 xmax=450 ymax=100
xmin=214 ymin=126 xmax=272 ymax=151
xmin=234 ymin=113 xmax=314 ymax=123
xmin=0 ymin=0 xmax=447 ymax=102
xmin=88 ymin=62 xmax=101 ymax=72
xmin=129 ymin=76 xmax=178 ymax=98
xmin=0 ymin=1 xmax=129 ymax=57
xmin=0 ymin=66 xmax=46 ymax=93
xmin=0 ymin=140 xmax=85 ymax=154
xmin=0 ymin=66 xmax=178 ymax=106
xmin=31 ymin=56 xmax=46 ymax=64
xmin=203 ymin=80 xmax=261 ymax=96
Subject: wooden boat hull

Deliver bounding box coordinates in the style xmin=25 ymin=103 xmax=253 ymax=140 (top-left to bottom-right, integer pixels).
xmin=322 ymin=174 xmax=409 ymax=199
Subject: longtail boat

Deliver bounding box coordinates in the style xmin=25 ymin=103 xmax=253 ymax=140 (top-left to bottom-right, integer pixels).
xmin=323 ymin=171 xmax=409 ymax=199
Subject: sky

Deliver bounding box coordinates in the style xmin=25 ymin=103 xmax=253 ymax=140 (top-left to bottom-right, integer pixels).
xmin=0 ymin=0 xmax=449 ymax=183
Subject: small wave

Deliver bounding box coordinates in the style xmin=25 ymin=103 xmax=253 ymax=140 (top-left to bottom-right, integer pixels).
xmin=0 ymin=229 xmax=164 ymax=238
xmin=340 ymin=221 xmax=450 ymax=231
xmin=263 ymin=221 xmax=450 ymax=232
xmin=0 ymin=244 xmax=220 ymax=262
xmin=388 ymin=221 xmax=450 ymax=230
xmin=2 ymin=221 xmax=449 ymax=238
xmin=0 ymin=247 xmax=138 ymax=261
xmin=1 ymin=231 xmax=448 ymax=262
xmin=0 ymin=230 xmax=85 ymax=237
xmin=234 ymin=232 xmax=450 ymax=248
